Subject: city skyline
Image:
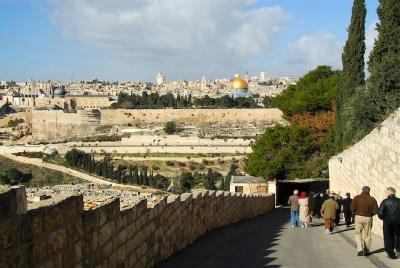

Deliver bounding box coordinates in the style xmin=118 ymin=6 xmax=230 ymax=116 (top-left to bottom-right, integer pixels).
xmin=1 ymin=0 xmax=379 ymax=82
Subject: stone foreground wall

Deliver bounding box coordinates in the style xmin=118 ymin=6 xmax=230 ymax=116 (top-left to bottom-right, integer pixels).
xmin=0 ymin=187 xmax=274 ymax=267
xmin=329 ymin=108 xmax=400 ymax=237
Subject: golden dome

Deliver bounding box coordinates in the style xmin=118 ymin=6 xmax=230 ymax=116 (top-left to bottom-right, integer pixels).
xmin=231 ymin=75 xmax=248 ymax=89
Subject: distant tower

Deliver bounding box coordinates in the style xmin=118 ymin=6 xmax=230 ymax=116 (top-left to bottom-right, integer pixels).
xmin=260 ymin=72 xmax=268 ymax=82
xmin=245 ymin=70 xmax=249 ymax=81
xmin=201 ymin=75 xmax=207 ymax=90
xmin=156 ymin=73 xmax=166 ymax=85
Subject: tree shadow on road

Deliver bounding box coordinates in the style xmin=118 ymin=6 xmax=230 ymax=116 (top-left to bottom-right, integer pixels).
xmin=157 ymin=208 xmax=289 ymax=268
xmin=334 ymin=227 xmax=355 ymax=234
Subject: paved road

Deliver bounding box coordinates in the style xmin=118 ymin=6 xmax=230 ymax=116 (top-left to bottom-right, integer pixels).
xmin=158 ymin=208 xmax=398 ymax=268
xmin=0 ymin=154 xmax=161 ymax=193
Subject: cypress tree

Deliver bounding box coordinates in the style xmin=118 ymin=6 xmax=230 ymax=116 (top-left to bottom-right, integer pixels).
xmin=133 ymin=166 xmax=139 ymax=185
xmin=367 ymin=0 xmax=400 ymax=115
xmin=336 ymin=0 xmax=366 ymax=151
xmin=224 ymin=164 xmax=236 ymax=191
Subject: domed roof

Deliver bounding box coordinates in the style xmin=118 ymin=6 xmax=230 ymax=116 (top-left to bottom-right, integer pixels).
xmin=53 ymin=87 xmax=66 ymax=96
xmin=231 ymin=74 xmax=248 ymax=89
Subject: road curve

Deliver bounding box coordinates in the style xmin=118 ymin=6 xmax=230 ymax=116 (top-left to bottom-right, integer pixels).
xmin=0 ymin=153 xmax=161 ymax=193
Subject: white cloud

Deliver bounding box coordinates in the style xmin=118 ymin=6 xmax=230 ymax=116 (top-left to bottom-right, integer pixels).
xmin=287 ymin=33 xmax=343 ymax=70
xmin=47 ymin=0 xmax=289 ymax=80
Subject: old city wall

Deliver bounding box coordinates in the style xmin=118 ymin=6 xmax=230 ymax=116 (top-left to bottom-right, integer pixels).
xmin=100 ymin=108 xmax=283 ymax=125
xmin=329 ymin=108 xmax=400 ymax=238
xmin=32 ymin=110 xmax=100 ymax=141
xmin=31 ymin=108 xmax=284 ymax=141
xmin=0 ymin=187 xmax=275 ymax=267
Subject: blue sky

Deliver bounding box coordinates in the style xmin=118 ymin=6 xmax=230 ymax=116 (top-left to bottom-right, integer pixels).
xmin=0 ymin=0 xmax=379 ymax=82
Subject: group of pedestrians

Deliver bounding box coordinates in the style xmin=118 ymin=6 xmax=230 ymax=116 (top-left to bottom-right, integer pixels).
xmin=288 ymin=186 xmax=400 ymax=259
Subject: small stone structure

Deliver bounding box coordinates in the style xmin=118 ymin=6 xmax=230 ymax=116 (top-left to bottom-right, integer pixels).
xmin=230 ymin=176 xmax=268 ymax=194
xmin=329 ymin=108 xmax=400 ymax=238
xmin=0 ymin=186 xmax=274 ymax=267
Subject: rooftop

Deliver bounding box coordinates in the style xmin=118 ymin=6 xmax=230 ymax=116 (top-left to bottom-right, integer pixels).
xmin=231 ymin=175 xmax=265 ymax=184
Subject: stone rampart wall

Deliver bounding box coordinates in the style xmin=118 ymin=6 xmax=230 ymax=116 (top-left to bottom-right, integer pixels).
xmin=329 ymin=108 xmax=400 ymax=238
xmin=31 ymin=108 xmax=283 ymax=142
xmin=32 ymin=110 xmax=99 ymax=141
xmin=100 ymin=108 xmax=283 ymax=125
xmin=0 ymin=187 xmax=275 ymax=267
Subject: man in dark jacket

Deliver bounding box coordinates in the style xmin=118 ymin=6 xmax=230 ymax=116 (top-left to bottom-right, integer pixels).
xmin=342 ymin=193 xmax=353 ymax=227
xmin=350 ymin=186 xmax=379 ymax=256
xmin=378 ymin=187 xmax=400 ymax=259
xmin=288 ymin=190 xmax=299 ymax=227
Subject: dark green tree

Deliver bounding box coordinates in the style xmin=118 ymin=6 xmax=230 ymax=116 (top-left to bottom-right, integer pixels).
xmin=133 ymin=166 xmax=139 ymax=185
xmin=142 ymin=166 xmax=149 ymax=186
xmin=273 ymin=66 xmax=340 ymax=118
xmin=180 ymin=172 xmax=194 ymax=192
xmin=346 ymin=0 xmax=400 ymax=146
xmin=367 ymin=0 xmax=400 ymax=117
xmin=0 ymin=168 xmax=32 ymax=185
xmin=224 ymin=164 xmax=237 ymax=191
xmin=148 ymin=171 xmax=154 ymax=187
xmin=244 ymin=125 xmax=314 ymax=180
xmin=203 ymin=168 xmax=217 ymax=190
xmin=336 ymin=0 xmax=367 ymax=151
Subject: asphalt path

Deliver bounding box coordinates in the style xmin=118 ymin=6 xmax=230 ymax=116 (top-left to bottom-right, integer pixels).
xmin=158 ymin=207 xmax=398 ymax=268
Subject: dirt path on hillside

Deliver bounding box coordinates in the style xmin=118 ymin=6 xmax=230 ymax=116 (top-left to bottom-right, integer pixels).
xmin=100 ymin=155 xmax=246 ymax=162
xmin=0 ymin=154 xmax=161 ymax=193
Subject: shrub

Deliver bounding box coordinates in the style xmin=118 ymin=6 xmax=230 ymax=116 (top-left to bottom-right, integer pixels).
xmin=7 ymin=118 xmax=24 ymax=127
xmin=164 ymin=121 xmax=177 ymax=134
xmin=0 ymin=168 xmax=32 ymax=185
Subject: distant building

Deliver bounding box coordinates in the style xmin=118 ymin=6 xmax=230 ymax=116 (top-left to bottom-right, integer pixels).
xmin=230 ymin=176 xmax=268 ymax=194
xmin=201 ymin=75 xmax=207 ymax=90
xmin=279 ymin=76 xmax=298 ymax=86
xmin=156 ymin=73 xmax=166 ymax=85
xmin=259 ymin=72 xmax=268 ymax=82
xmin=229 ymin=74 xmax=252 ymax=99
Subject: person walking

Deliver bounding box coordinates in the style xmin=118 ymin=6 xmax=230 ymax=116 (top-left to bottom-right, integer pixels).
xmin=322 ymin=189 xmax=330 ymax=203
xmin=313 ymin=192 xmax=323 ymax=219
xmin=378 ymin=187 xmax=400 ymax=259
xmin=350 ymin=186 xmax=379 ymax=256
xmin=308 ymin=191 xmax=315 ymax=219
xmin=342 ymin=193 xmax=353 ymax=227
xmin=288 ymin=190 xmax=299 ymax=228
xmin=321 ymin=193 xmax=339 ymax=235
xmin=299 ymin=192 xmax=310 ymax=228
xmin=334 ymin=191 xmax=343 ymax=225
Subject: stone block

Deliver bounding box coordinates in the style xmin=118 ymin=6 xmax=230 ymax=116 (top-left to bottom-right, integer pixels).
xmin=117 ymin=245 xmax=126 ymax=264
xmin=32 ymin=239 xmax=47 ymax=264
xmin=0 ymin=219 xmax=18 ymax=249
xmin=102 ymin=240 xmax=113 ymax=257
xmin=0 ymin=189 xmax=18 ymax=221
xmin=119 ymin=229 xmax=127 ymax=244
xmin=48 ymin=228 xmax=67 ymax=255
xmin=109 ymin=252 xmax=117 ymax=268
xmin=98 ymin=221 xmax=115 ymax=246
xmin=62 ymin=246 xmax=77 ymax=267
xmin=43 ymin=206 xmax=64 ymax=233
